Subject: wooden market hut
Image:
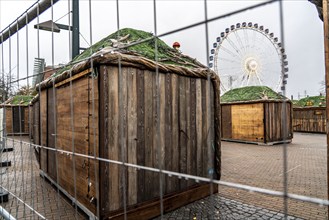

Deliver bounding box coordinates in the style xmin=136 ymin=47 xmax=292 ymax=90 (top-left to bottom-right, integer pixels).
xmin=221 ymin=86 xmax=293 ymax=145
xmin=293 ymin=96 xmax=326 ymax=133
xmin=35 ymin=28 xmax=221 ymax=219
xmin=1 ymin=95 xmax=34 ymax=135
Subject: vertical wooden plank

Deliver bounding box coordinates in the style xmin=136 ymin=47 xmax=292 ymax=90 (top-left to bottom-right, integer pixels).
xmin=179 ymin=76 xmax=187 ymax=190
xmin=188 ymin=78 xmax=196 ymax=187
xmin=108 ymin=66 xmax=120 ymax=211
xmin=159 ymin=73 xmax=166 ymax=195
xmin=221 ymin=105 xmax=232 ymax=139
xmin=164 ymin=73 xmax=172 ymax=194
xmin=151 ymin=71 xmax=159 ymax=199
xmin=144 ymin=70 xmax=154 ymax=200
xmin=171 ymin=74 xmax=179 ymax=192
xmin=40 ymin=91 xmax=47 ymax=171
xmin=208 ymin=80 xmax=215 ymax=179
xmin=201 ymin=80 xmax=208 ymax=178
xmin=47 ymin=86 xmax=57 ymax=181
xmin=99 ymin=65 xmax=109 ymax=214
xmin=24 ymin=106 xmax=29 ymax=133
xmin=136 ymin=69 xmax=145 ymax=203
xmin=35 ymin=101 xmax=40 ymax=145
xmin=195 ymin=79 xmax=203 ymax=178
xmin=118 ymin=67 xmax=128 ymax=208
xmin=127 ymin=67 xmax=137 ymax=206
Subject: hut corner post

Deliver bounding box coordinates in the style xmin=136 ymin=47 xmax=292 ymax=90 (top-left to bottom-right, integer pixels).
xmin=324 ymin=0 xmax=329 ymax=213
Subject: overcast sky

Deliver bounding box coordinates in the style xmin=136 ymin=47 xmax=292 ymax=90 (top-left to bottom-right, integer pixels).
xmin=0 ymin=0 xmax=325 ymax=99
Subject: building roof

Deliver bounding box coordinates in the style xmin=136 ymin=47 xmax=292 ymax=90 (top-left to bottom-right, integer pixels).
xmin=2 ymin=95 xmax=34 ymax=106
xmin=294 ymin=95 xmax=326 ymax=107
xmin=221 ymin=86 xmax=287 ymax=103
xmin=37 ymin=28 xmax=217 ymax=90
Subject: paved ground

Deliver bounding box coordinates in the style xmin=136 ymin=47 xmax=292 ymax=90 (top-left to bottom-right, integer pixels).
xmin=159 ymin=132 xmax=328 ymax=219
xmin=0 ymin=133 xmax=327 ymax=219
xmin=0 ymin=136 xmax=87 ymax=219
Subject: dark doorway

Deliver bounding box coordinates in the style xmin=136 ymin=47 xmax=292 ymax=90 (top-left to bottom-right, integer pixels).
xmin=12 ymin=107 xmax=24 ymax=133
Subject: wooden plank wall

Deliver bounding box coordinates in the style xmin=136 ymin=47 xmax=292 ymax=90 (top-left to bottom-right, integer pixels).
xmin=4 ymin=106 xmax=29 ymax=134
xmin=33 ymin=101 xmax=40 ymax=145
xmin=24 ymin=107 xmax=29 ymax=133
xmin=29 ymin=105 xmax=33 ymax=139
xmin=99 ymin=66 xmax=215 ymax=216
xmin=264 ymin=102 xmax=293 ymax=142
xmin=231 ymin=103 xmax=264 ymax=142
xmin=40 ymin=91 xmax=48 ymax=172
xmin=5 ymin=107 xmax=12 ymax=134
xmin=47 ymin=88 xmax=57 ymax=181
xmin=293 ymin=107 xmax=326 ymax=133
xmin=221 ymin=105 xmax=232 ymax=139
xmin=55 ymin=76 xmax=98 ymax=213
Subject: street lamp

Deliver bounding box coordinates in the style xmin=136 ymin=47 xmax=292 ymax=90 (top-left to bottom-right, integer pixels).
xmin=34 ymin=0 xmax=80 ymax=60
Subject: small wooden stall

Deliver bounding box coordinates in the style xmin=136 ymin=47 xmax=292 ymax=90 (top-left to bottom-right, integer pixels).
xmin=1 ymin=95 xmax=34 ymax=136
xmin=35 ymin=28 xmax=221 ymax=219
xmin=292 ymin=96 xmax=326 ymax=133
xmin=221 ymin=86 xmax=293 ymax=145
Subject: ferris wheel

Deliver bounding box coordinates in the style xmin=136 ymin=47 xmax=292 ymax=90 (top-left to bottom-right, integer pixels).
xmin=209 ymin=22 xmax=289 ymax=93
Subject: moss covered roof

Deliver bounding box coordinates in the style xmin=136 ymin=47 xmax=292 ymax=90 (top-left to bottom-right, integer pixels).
xmin=54 ymin=28 xmax=204 ymax=77
xmin=7 ymin=95 xmax=34 ymax=105
xmin=221 ymin=86 xmax=286 ymax=103
xmin=294 ymin=95 xmax=326 ymax=107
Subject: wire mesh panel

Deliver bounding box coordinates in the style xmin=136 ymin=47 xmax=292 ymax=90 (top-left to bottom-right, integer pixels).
xmin=0 ymin=0 xmax=328 ymax=219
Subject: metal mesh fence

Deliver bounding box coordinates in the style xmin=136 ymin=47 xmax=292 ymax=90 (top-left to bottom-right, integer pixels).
xmin=0 ymin=0 xmax=327 ymax=219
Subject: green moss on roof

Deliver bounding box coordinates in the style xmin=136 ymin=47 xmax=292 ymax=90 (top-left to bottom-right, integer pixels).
xmin=294 ymin=95 xmax=326 ymax=107
xmin=54 ymin=28 xmax=201 ymax=77
xmin=221 ymin=86 xmax=286 ymax=103
xmin=10 ymin=95 xmax=34 ymax=105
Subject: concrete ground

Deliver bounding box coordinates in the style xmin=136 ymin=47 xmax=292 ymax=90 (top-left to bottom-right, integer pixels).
xmin=0 ymin=133 xmax=327 ymax=219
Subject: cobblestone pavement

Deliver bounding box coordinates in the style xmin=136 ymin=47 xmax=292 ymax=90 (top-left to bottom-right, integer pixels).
xmin=155 ymin=195 xmax=303 ymax=220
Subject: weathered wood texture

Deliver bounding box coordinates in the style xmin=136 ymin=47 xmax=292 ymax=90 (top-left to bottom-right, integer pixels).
xmin=39 ymin=76 xmax=99 ymax=213
xmin=293 ymin=107 xmax=326 ymax=133
xmin=40 ymin=91 xmax=48 ymax=172
xmin=264 ymin=102 xmax=293 ymax=142
xmin=38 ymin=64 xmax=220 ymax=219
xmin=4 ymin=106 xmax=29 ymax=135
xmin=99 ymin=66 xmax=217 ymax=218
xmin=232 ymin=103 xmax=264 ymax=142
xmin=221 ymin=101 xmax=293 ymax=144
xmin=33 ymin=101 xmax=40 ymax=145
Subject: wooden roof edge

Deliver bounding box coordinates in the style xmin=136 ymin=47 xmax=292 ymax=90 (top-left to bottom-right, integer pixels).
xmin=221 ymin=99 xmax=292 ymax=105
xmin=29 ymin=94 xmax=40 ymax=105
xmin=36 ymin=49 xmax=219 ymax=90
xmin=293 ymin=106 xmax=326 ymax=110
xmin=0 ymin=103 xmax=30 ymax=107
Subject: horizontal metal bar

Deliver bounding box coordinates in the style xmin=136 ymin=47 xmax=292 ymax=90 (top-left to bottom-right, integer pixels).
xmin=5 ymin=137 xmax=329 ymax=207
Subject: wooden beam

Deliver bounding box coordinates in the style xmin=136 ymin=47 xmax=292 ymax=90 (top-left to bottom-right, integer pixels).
xmin=323 ymin=0 xmax=329 ymax=212
xmin=54 ymin=68 xmax=92 ymax=88
xmin=104 ymin=183 xmax=217 ymax=220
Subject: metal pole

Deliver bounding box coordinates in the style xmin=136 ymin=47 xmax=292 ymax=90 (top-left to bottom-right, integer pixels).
xmin=72 ymin=0 xmax=80 ymax=59
xmin=323 ymin=0 xmax=329 ymax=216
xmin=0 ymin=206 xmax=16 ymax=220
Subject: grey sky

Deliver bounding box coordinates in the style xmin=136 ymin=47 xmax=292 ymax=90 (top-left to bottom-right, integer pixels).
xmin=0 ymin=0 xmax=325 ymax=99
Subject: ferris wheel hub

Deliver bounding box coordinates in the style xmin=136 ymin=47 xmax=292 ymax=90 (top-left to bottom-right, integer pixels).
xmin=244 ymin=57 xmax=259 ymax=73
